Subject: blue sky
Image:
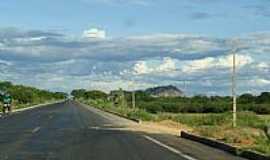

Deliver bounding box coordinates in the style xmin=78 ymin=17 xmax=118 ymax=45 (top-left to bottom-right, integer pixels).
xmin=1 ymin=0 xmax=270 ymax=37
xmin=0 ymin=0 xmax=270 ymax=95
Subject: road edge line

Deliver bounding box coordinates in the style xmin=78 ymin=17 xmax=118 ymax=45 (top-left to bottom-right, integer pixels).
xmin=13 ymin=100 xmax=65 ymax=113
xmin=143 ymin=135 xmax=198 ymax=160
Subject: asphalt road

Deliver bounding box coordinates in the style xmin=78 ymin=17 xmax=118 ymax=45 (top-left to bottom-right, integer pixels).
xmin=0 ymin=101 xmax=248 ymax=160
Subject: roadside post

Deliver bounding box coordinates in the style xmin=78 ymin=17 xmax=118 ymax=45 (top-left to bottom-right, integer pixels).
xmin=232 ymin=47 xmax=237 ymax=128
xmin=128 ymin=81 xmax=136 ymax=109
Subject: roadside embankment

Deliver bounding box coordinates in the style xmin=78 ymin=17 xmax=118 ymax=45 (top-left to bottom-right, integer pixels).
xmin=78 ymin=99 xmax=270 ymax=157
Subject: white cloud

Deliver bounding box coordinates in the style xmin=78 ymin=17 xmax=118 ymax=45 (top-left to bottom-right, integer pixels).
xmin=54 ymin=59 xmax=76 ymax=65
xmin=133 ymin=57 xmax=176 ymax=75
xmin=82 ymin=28 xmax=106 ymax=39
xmin=89 ymin=79 xmax=154 ymax=92
xmin=256 ymin=62 xmax=269 ymax=69
xmin=256 ymin=79 xmax=270 ymax=85
xmin=1 ymin=28 xmax=270 ymax=95
xmin=49 ymin=77 xmax=64 ymax=82
xmin=248 ymin=78 xmax=270 ymax=86
xmin=14 ymin=36 xmax=47 ymax=43
xmin=127 ymin=33 xmax=223 ymax=53
xmin=182 ymin=57 xmax=214 ymax=72
xmin=0 ymin=59 xmax=12 ymax=66
xmin=217 ymin=54 xmax=253 ymax=67
xmin=182 ymin=54 xmax=253 ymax=73
xmin=133 ymin=61 xmax=152 ymax=75
xmin=158 ymin=57 xmax=176 ymax=72
xmin=186 ymin=39 xmax=222 ymax=52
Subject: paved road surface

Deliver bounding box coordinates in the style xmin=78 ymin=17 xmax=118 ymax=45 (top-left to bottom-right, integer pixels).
xmin=0 ymin=101 xmax=247 ymax=160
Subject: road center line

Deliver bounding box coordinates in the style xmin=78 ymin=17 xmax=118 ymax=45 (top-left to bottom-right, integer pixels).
xmin=32 ymin=127 xmax=41 ymax=133
xmin=143 ymin=135 xmax=198 ymax=160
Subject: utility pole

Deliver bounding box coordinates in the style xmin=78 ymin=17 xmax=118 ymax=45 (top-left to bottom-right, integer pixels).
xmin=232 ymin=48 xmax=237 ymax=128
xmin=128 ymin=81 xmax=136 ymax=109
xmin=132 ymin=91 xmax=136 ymax=109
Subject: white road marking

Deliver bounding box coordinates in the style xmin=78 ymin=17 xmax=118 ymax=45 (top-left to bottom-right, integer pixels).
xmin=143 ymin=135 xmax=198 ymax=160
xmin=32 ymin=127 xmax=41 ymax=133
xmin=89 ymin=126 xmax=129 ymax=131
xmin=90 ymin=126 xmax=101 ymax=130
xmin=13 ymin=100 xmax=65 ymax=113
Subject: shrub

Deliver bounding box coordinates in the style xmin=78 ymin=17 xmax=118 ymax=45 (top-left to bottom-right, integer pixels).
xmin=252 ymin=104 xmax=270 ymax=114
xmin=127 ymin=110 xmax=155 ymax=121
xmin=174 ymin=113 xmax=231 ymax=126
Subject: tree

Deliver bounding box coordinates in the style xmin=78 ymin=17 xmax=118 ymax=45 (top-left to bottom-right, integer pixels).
xmin=0 ymin=81 xmax=66 ymax=105
xmin=71 ymin=89 xmax=86 ymax=99
xmin=238 ymin=93 xmax=256 ymax=104
xmin=256 ymin=92 xmax=270 ymax=104
xmin=84 ymin=90 xmax=107 ymax=100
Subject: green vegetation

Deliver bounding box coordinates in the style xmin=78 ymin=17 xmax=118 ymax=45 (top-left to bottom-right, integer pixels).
xmin=0 ymin=81 xmax=67 ymax=109
xmin=72 ymin=88 xmax=270 ymax=155
xmin=72 ymin=89 xmax=270 ymax=114
xmin=136 ymin=93 xmax=270 ymax=114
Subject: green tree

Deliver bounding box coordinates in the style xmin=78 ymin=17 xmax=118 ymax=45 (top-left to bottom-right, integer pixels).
xmin=84 ymin=90 xmax=107 ymax=100
xmin=256 ymin=92 xmax=270 ymax=104
xmin=71 ymin=89 xmax=86 ymax=99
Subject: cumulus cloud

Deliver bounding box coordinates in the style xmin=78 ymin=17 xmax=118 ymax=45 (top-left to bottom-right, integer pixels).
xmin=82 ymin=28 xmax=106 ymax=39
xmin=182 ymin=54 xmax=253 ymax=73
xmin=133 ymin=61 xmax=151 ymax=75
xmin=133 ymin=57 xmax=176 ymax=75
xmin=159 ymin=57 xmax=176 ymax=72
xmin=255 ymin=79 xmax=270 ymax=86
xmin=0 ymin=28 xmax=270 ymax=95
xmin=256 ymin=62 xmax=269 ymax=70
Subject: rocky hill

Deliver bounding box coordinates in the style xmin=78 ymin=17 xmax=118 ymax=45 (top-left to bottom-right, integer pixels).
xmin=145 ymin=85 xmax=183 ymax=97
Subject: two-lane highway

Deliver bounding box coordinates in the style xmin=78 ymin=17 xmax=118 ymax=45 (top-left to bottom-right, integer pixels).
xmin=0 ymin=101 xmax=247 ymax=160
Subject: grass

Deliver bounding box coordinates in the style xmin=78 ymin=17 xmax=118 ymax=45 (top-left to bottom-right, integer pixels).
xmin=81 ymin=99 xmax=270 ymax=156
xmin=158 ymin=112 xmax=270 ymax=155
xmin=81 ymin=98 xmax=156 ymax=121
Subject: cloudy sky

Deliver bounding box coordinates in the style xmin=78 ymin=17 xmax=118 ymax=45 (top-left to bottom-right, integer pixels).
xmin=0 ymin=0 xmax=270 ymax=95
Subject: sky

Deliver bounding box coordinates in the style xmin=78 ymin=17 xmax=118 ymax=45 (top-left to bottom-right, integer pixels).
xmin=0 ymin=0 xmax=270 ymax=95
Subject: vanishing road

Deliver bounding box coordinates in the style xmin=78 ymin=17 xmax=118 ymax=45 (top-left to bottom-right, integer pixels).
xmin=0 ymin=101 xmax=247 ymax=160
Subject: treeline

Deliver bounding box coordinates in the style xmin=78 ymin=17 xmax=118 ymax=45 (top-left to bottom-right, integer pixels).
xmin=71 ymin=89 xmax=107 ymax=100
xmin=71 ymin=89 xmax=270 ymax=114
xmin=0 ymin=81 xmax=67 ymax=106
xmin=135 ymin=92 xmax=270 ymax=114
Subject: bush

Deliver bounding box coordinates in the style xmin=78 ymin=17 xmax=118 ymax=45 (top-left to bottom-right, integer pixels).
xmin=174 ymin=113 xmax=231 ymax=126
xmin=252 ymin=104 xmax=270 ymax=114
xmin=138 ymin=102 xmax=164 ymax=113
xmin=127 ymin=109 xmax=155 ymax=121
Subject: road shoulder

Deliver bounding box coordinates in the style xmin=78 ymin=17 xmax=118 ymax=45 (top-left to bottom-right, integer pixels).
xmin=76 ymin=101 xmax=249 ymax=160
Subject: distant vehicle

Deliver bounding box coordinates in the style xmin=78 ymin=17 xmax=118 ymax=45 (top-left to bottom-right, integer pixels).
xmin=67 ymin=95 xmax=75 ymax=100
xmin=1 ymin=93 xmax=12 ymax=114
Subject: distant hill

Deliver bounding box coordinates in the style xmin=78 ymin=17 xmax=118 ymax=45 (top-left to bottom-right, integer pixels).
xmin=145 ymin=85 xmax=184 ymax=97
